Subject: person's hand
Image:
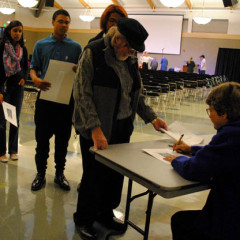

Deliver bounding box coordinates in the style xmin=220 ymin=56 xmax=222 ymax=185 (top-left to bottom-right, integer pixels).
xmin=18 ymin=78 xmax=25 ymax=86
xmin=163 ymin=155 xmax=178 ymax=162
xmin=173 ymin=141 xmax=191 ymax=153
xmin=72 ymin=65 xmax=77 ymax=73
xmin=92 ymin=127 xmax=108 ymax=151
xmin=152 ymin=117 xmax=168 ymax=131
xmin=0 ymin=93 xmax=3 ymax=104
xmin=34 ymin=77 xmax=51 ymax=91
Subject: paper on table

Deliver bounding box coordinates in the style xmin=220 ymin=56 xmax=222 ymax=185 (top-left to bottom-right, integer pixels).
xmin=2 ymin=102 xmax=17 ymax=127
xmin=160 ymin=121 xmax=203 ymax=145
xmin=40 ymin=59 xmax=75 ymax=105
xmin=142 ymin=148 xmax=183 ymax=164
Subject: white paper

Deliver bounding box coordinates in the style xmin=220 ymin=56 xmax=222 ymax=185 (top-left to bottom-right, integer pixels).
xmin=160 ymin=121 xmax=203 ymax=145
xmin=142 ymin=148 xmax=183 ymax=164
xmin=2 ymin=102 xmax=17 ymax=127
xmin=40 ymin=59 xmax=75 ymax=105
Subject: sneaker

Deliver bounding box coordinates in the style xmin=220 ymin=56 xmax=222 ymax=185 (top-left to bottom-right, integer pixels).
xmin=0 ymin=155 xmax=8 ymax=163
xmin=10 ymin=154 xmax=18 ymax=161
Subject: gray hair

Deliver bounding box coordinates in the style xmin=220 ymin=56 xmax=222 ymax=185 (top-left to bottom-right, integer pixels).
xmin=106 ymin=26 xmax=127 ymax=47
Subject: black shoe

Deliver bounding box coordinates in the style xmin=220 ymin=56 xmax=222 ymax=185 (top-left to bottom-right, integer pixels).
xmin=54 ymin=173 xmax=70 ymax=191
xmin=31 ymin=173 xmax=46 ymax=191
xmin=97 ymin=213 xmax=127 ymax=233
xmin=75 ymin=224 xmax=97 ymax=240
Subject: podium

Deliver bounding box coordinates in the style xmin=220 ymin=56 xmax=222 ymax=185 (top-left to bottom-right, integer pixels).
xmin=183 ymin=65 xmax=187 ymax=72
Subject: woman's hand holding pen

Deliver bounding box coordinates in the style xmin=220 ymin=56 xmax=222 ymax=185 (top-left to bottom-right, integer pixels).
xmin=173 ymin=141 xmax=191 ymax=153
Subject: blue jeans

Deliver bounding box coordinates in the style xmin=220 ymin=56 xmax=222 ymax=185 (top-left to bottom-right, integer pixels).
xmin=0 ymin=78 xmax=24 ymax=156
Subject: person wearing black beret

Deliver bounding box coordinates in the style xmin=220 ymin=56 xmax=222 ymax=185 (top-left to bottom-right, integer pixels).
xmin=73 ymin=18 xmax=168 ymax=240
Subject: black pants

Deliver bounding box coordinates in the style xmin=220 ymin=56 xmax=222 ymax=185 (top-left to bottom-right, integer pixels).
xmin=0 ymin=77 xmax=24 ymax=155
xmin=74 ymin=117 xmax=133 ymax=225
xmin=34 ymin=98 xmax=73 ymax=175
xmin=142 ymin=62 xmax=148 ymax=70
xmin=171 ymin=210 xmax=217 ymax=240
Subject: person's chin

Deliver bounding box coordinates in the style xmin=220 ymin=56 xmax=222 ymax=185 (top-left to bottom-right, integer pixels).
xmin=116 ymin=55 xmax=128 ymax=61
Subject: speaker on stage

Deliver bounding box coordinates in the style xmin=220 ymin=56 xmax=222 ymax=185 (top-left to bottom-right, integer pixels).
xmin=222 ymin=0 xmax=238 ymax=7
xmin=45 ymin=0 xmax=54 ymax=7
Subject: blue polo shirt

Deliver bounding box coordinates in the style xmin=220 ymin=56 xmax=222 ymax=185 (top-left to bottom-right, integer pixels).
xmin=30 ymin=34 xmax=82 ymax=79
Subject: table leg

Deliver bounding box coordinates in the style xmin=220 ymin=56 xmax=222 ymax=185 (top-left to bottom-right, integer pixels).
xmin=124 ymin=179 xmax=133 ymax=225
xmin=124 ymin=179 xmax=157 ymax=240
xmin=144 ymin=191 xmax=157 ymax=240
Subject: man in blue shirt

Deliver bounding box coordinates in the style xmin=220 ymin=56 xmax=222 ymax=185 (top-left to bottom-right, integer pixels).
xmin=30 ymin=9 xmax=82 ymax=191
xmin=160 ymin=56 xmax=168 ymax=71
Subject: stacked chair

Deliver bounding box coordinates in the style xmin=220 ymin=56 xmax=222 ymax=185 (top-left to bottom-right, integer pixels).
xmin=23 ymin=77 xmax=39 ymax=111
xmin=140 ymin=68 xmax=227 ymax=115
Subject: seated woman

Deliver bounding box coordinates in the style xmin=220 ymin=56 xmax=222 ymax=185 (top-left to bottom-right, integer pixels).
xmin=164 ymin=82 xmax=240 ymax=240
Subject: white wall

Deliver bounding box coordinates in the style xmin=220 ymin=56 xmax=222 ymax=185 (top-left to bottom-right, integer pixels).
xmin=184 ymin=11 xmax=240 ymax=35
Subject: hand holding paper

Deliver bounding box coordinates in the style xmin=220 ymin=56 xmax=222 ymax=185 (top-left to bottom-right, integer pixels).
xmin=152 ymin=117 xmax=168 ymax=131
xmin=34 ymin=77 xmax=51 ymax=91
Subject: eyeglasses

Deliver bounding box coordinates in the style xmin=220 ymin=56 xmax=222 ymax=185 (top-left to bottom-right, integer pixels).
xmin=206 ymin=108 xmax=211 ymax=116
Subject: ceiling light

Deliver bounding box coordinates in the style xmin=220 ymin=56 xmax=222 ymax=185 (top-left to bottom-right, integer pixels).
xmin=160 ymin=0 xmax=185 ymax=8
xmin=18 ymin=0 xmax=38 ymax=8
xmin=193 ymin=16 xmax=212 ymax=25
xmin=193 ymin=0 xmax=212 ymax=25
xmin=79 ymin=15 xmax=95 ymax=22
xmin=0 ymin=7 xmax=15 ymax=14
xmin=79 ymin=9 xmax=95 ymax=22
xmin=0 ymin=0 xmax=15 ymax=15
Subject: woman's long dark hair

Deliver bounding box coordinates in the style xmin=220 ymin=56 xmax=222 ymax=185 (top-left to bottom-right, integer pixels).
xmin=3 ymin=20 xmax=24 ymax=47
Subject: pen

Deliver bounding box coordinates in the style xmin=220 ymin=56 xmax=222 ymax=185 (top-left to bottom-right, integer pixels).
xmin=177 ymin=134 xmax=184 ymax=145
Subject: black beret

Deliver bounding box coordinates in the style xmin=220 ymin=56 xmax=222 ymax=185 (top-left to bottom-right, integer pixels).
xmin=117 ymin=18 xmax=148 ymax=52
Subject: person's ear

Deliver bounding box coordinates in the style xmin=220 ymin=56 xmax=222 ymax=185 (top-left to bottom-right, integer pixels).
xmin=222 ymin=113 xmax=228 ymax=120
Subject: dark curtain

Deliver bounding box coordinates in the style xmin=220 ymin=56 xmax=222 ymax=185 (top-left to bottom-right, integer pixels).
xmin=215 ymin=48 xmax=240 ymax=83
